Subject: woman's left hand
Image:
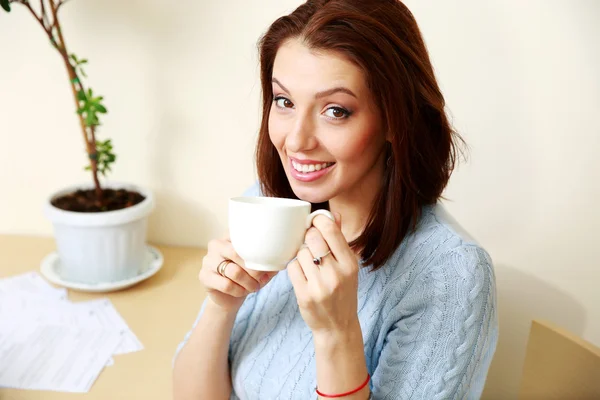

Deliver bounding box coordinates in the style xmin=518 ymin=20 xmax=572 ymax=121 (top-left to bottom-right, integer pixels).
xmin=288 ymin=212 xmax=361 ymax=335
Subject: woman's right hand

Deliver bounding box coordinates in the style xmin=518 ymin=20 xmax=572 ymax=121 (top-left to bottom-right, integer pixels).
xmin=200 ymin=236 xmax=277 ymax=312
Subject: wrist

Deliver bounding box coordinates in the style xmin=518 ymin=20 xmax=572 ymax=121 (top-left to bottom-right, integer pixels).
xmin=205 ymin=296 xmax=243 ymax=318
xmin=313 ymin=318 xmax=369 ymax=399
xmin=312 ymin=318 xmax=363 ymax=348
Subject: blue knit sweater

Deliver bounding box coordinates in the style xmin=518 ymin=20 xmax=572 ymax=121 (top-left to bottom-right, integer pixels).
xmin=175 ymin=188 xmax=498 ymax=399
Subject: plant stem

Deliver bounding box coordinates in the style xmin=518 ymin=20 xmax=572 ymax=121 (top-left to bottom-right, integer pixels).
xmin=89 ymin=126 xmax=101 ymax=197
xmin=47 ymin=0 xmax=103 ymax=201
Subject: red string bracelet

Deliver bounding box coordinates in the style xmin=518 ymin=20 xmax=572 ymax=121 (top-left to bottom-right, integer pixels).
xmin=316 ymin=374 xmax=370 ymax=398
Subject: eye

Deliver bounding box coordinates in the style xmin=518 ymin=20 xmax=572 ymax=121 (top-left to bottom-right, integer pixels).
xmin=324 ymin=106 xmax=351 ymax=120
xmin=274 ymin=96 xmax=294 ymax=109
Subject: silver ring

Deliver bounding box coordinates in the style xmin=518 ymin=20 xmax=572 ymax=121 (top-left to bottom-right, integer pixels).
xmin=313 ymin=250 xmax=331 ymax=266
xmin=217 ymin=259 xmax=232 ymax=277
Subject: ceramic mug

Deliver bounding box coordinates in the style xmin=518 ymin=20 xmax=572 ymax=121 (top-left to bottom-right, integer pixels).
xmin=229 ymin=196 xmax=334 ymax=271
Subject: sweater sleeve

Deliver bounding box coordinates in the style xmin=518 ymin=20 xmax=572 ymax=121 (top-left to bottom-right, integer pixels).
xmin=172 ymin=293 xmax=259 ymax=368
xmin=172 ymin=182 xmax=262 ymax=366
xmin=371 ymin=244 xmax=498 ymax=400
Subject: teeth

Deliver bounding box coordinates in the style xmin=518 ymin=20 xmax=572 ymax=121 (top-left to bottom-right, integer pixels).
xmin=292 ymin=161 xmax=332 ymax=173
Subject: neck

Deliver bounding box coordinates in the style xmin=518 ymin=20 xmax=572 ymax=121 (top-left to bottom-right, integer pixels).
xmin=328 ymin=153 xmax=386 ymax=243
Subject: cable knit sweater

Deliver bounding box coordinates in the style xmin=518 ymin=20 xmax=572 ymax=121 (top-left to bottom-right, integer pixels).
xmin=175 ymin=187 xmax=498 ymax=400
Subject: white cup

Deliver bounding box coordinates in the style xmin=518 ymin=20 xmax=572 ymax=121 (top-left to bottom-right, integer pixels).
xmin=228 ymin=196 xmax=335 ymax=271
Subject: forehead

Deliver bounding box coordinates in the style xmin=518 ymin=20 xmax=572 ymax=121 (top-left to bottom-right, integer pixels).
xmin=272 ymin=39 xmax=366 ymax=93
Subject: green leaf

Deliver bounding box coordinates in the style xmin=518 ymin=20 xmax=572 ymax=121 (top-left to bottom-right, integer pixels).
xmin=77 ymin=90 xmax=86 ymax=101
xmin=77 ymin=107 xmax=85 ymax=115
xmin=85 ymin=113 xmax=98 ymax=126
xmin=96 ymin=104 xmax=107 ymax=113
xmin=1 ymin=0 xmax=11 ymax=12
xmin=80 ymin=59 xmax=88 ymax=64
xmin=79 ymin=68 xmax=87 ymax=78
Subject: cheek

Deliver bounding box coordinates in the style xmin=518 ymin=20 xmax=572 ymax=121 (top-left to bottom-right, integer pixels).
xmin=268 ymin=111 xmax=286 ymax=150
xmin=330 ymin=128 xmax=381 ymax=164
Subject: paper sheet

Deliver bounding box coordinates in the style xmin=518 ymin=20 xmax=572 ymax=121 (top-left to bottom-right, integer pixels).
xmin=72 ymin=299 xmax=144 ymax=355
xmin=0 ymin=272 xmax=144 ymax=392
xmin=0 ymin=271 xmax=67 ymax=300
xmin=0 ymin=323 xmax=120 ymax=392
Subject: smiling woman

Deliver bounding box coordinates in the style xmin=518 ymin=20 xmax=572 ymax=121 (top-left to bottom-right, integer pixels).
xmin=268 ymin=40 xmax=385 ymax=217
xmin=173 ymin=1 xmax=498 ymax=399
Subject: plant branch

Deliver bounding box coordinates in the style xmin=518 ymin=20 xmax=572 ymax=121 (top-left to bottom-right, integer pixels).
xmin=47 ymin=0 xmax=102 ymax=198
xmin=10 ymin=0 xmax=105 ymax=200
xmin=89 ymin=125 xmax=101 ymax=193
xmin=48 ymin=0 xmax=65 ymax=55
xmin=11 ymin=0 xmax=58 ymax=47
xmin=40 ymin=0 xmax=52 ymax=32
xmin=18 ymin=1 xmax=43 ymax=28
xmin=55 ymin=0 xmax=69 ymax=11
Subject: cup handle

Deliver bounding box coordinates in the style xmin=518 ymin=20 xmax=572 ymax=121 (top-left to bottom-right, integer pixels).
xmin=305 ymin=209 xmax=335 ymax=229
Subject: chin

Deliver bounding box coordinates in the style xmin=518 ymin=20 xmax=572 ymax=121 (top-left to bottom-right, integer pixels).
xmin=289 ymin=182 xmax=333 ymax=204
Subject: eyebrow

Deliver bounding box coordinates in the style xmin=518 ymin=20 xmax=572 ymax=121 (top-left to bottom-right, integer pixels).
xmin=272 ymin=77 xmax=357 ymax=99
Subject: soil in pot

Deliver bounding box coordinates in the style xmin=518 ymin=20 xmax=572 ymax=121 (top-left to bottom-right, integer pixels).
xmin=51 ymin=189 xmax=145 ymax=212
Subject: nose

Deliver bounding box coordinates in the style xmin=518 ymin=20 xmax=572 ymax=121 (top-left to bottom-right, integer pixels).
xmin=285 ymin=111 xmax=318 ymax=153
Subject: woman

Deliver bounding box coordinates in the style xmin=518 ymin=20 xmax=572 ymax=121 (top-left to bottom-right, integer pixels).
xmin=173 ymin=0 xmax=498 ymax=399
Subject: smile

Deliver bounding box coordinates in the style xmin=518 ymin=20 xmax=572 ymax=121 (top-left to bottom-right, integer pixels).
xmin=291 ymin=160 xmax=335 ymax=173
xmin=289 ymin=158 xmax=336 ymax=183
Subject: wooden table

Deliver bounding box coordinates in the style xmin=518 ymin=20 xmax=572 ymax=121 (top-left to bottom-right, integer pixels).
xmin=0 ymin=235 xmax=208 ymax=400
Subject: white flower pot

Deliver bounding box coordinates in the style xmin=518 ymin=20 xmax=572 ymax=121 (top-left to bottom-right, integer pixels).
xmin=44 ymin=181 xmax=154 ymax=284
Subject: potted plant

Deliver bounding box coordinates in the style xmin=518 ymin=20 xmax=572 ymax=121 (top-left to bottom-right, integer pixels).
xmin=2 ymin=0 xmax=156 ymax=287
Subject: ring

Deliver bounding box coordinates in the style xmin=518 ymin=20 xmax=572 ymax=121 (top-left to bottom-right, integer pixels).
xmin=217 ymin=259 xmax=232 ymax=277
xmin=313 ymin=250 xmax=331 ymax=266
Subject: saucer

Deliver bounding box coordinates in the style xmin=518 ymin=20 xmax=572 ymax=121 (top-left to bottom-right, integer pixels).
xmin=40 ymin=245 xmax=164 ymax=293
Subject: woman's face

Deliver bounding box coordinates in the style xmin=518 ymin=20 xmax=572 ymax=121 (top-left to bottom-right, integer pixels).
xmin=269 ymin=39 xmax=386 ymax=205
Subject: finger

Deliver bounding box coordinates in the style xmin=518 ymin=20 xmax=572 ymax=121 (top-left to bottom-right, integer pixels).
xmin=330 ymin=211 xmax=342 ymax=227
xmin=297 ymin=245 xmax=321 ymax=282
xmin=259 ymin=271 xmax=279 ymax=287
xmin=203 ymin=251 xmax=260 ymax=292
xmin=311 ymin=214 xmax=352 ymax=263
xmin=287 ymin=259 xmax=307 ymax=294
xmin=209 ymin=238 xmax=263 ymax=282
xmin=304 ymin=227 xmax=334 ymax=264
xmin=204 ymin=269 xmax=248 ymax=297
xmin=216 ymin=239 xmax=247 ymax=269
xmin=220 ymin=261 xmax=260 ymax=293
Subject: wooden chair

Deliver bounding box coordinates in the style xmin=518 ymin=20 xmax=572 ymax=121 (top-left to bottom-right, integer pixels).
xmin=519 ymin=319 xmax=600 ymax=399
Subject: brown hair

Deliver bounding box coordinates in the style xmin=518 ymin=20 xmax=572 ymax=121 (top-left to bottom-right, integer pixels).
xmin=256 ymin=0 xmax=465 ymax=270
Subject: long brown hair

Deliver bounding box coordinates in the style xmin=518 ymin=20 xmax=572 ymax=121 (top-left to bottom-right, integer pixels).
xmin=256 ymin=0 xmax=465 ymax=270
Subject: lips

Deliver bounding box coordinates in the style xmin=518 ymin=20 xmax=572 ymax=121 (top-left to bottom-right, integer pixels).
xmin=288 ymin=157 xmax=335 ymax=183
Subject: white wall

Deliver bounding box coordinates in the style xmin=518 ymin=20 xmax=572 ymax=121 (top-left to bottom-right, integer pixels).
xmin=1 ymin=1 xmax=598 ymax=398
